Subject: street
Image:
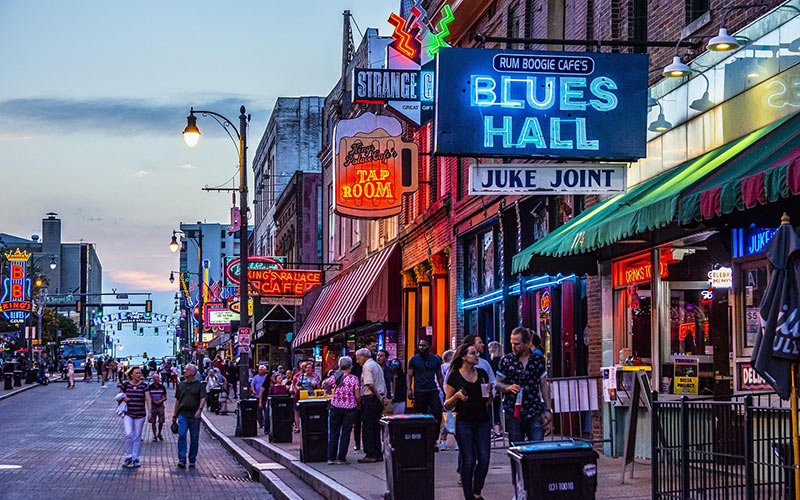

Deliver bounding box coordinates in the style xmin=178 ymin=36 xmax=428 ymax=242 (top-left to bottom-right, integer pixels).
xmin=0 ymin=383 xmax=270 ymax=500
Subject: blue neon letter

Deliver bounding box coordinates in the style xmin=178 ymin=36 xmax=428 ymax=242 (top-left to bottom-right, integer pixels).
xmin=550 ymin=118 xmax=573 ymax=149
xmin=484 ymin=116 xmax=514 ymax=148
xmin=516 ymin=117 xmax=546 ymax=149
xmin=575 ymin=118 xmax=599 ymax=150
xmin=525 ymin=77 xmax=555 ymax=110
xmin=472 ymin=76 xmax=497 ymax=107
xmin=589 ymin=77 xmax=619 ymax=111
xmin=501 ymin=76 xmax=525 ymax=108
xmin=560 ymin=77 xmax=587 ymax=111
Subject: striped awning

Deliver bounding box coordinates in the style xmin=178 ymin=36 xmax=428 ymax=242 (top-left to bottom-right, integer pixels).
xmin=292 ymin=243 xmax=398 ymax=348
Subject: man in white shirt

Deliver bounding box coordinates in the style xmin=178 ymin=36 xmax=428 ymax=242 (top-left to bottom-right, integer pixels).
xmin=462 ymin=335 xmax=497 ymax=390
xmin=356 ymin=348 xmax=387 ymax=463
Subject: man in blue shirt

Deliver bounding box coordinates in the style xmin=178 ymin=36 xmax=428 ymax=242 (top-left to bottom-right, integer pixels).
xmin=407 ymin=338 xmax=445 ymax=437
xmin=251 ymin=365 xmax=269 ymax=429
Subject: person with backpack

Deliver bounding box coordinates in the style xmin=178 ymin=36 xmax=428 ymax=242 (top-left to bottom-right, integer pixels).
xmin=322 ymin=356 xmax=360 ymax=464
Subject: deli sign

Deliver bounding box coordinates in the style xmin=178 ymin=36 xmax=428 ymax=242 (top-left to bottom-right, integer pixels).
xmin=738 ymin=361 xmax=772 ymax=391
xmin=334 ymin=112 xmax=418 ymax=218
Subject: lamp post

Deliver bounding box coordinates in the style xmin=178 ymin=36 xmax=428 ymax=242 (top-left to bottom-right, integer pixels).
xmin=182 ymin=105 xmax=251 ymax=399
xmin=170 ymin=228 xmax=203 ymax=360
xmin=27 ymin=254 xmax=57 ymax=370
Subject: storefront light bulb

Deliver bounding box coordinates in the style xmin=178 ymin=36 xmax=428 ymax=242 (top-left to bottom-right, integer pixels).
xmin=707 ymin=28 xmax=739 ymax=52
xmin=648 ymin=113 xmax=672 ymax=132
xmin=663 ymin=56 xmax=692 ymax=78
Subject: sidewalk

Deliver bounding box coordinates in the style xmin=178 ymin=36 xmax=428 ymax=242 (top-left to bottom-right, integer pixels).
xmin=202 ymin=404 xmax=651 ymax=500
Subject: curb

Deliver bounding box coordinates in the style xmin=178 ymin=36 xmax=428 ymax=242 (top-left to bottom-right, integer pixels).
xmin=0 ymin=383 xmax=41 ymax=402
xmin=245 ymin=437 xmax=368 ymax=500
xmin=200 ymin=413 xmax=303 ymax=500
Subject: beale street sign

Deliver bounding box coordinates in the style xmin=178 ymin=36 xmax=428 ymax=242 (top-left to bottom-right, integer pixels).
xmin=469 ymin=162 xmax=626 ymax=195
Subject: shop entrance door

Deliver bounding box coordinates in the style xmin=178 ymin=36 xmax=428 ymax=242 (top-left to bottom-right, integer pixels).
xmin=664 ymin=281 xmax=732 ymax=398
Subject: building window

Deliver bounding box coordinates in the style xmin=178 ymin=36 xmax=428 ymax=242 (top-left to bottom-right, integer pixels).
xmin=328 ymin=184 xmax=335 ymax=262
xmin=339 ymin=215 xmax=346 ymax=257
xmin=221 ymin=241 xmax=226 ymax=249
xmin=317 ymin=185 xmax=323 ymax=263
xmin=686 ymin=0 xmax=709 ymax=24
xmin=352 ymin=218 xmax=360 ymax=246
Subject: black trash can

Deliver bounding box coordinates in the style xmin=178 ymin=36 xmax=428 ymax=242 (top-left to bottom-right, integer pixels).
xmin=508 ymin=440 xmax=599 ymax=500
xmin=13 ymin=370 xmax=22 ymax=387
xmin=298 ymin=399 xmax=328 ymax=463
xmin=238 ymin=398 xmax=259 ymax=437
xmin=381 ymin=414 xmax=438 ymax=500
xmin=3 ymin=373 xmax=12 ymax=390
xmin=25 ymin=368 xmax=37 ymax=384
xmin=268 ymin=395 xmax=293 ymax=443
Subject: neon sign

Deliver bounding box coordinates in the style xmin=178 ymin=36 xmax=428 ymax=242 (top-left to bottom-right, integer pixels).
xmin=226 ymin=257 xmax=321 ymax=297
xmin=224 ymin=256 xmax=285 ymax=287
xmin=434 ymin=48 xmax=647 ymax=159
xmin=429 ymin=5 xmax=454 ymax=56
xmin=613 ymin=251 xmax=672 ymax=288
xmin=354 ymin=69 xmax=420 ymax=103
xmin=333 ymin=112 xmax=418 ymax=218
xmin=733 ymin=227 xmax=777 ymax=258
xmin=204 ymin=302 xmax=237 ymax=327
xmin=708 ymin=267 xmax=733 ymax=289
xmin=388 ymin=12 xmax=417 ymax=60
xmin=1 ymin=248 xmax=31 ymax=324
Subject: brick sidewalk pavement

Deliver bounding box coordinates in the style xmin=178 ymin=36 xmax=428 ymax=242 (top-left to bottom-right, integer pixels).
xmin=0 ymin=382 xmax=271 ymax=500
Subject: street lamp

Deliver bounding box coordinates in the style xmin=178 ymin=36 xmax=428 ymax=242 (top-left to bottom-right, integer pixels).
xmin=27 ymin=254 xmax=57 ymax=370
xmin=169 ymin=232 xmax=181 ymax=253
xmin=182 ymin=105 xmax=252 ymax=402
xmin=169 ymin=228 xmax=204 ymax=362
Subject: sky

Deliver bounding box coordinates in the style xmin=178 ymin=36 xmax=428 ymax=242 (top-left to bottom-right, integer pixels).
xmin=0 ymin=0 xmax=398 ymax=359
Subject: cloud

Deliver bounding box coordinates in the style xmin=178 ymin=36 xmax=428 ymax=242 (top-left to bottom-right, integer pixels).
xmin=134 ymin=170 xmax=150 ymax=178
xmin=0 ymin=132 xmax=36 ymax=141
xmin=111 ymin=270 xmax=175 ymax=292
xmin=0 ymin=96 xmax=270 ymax=136
xmin=179 ymin=163 xmax=196 ymax=169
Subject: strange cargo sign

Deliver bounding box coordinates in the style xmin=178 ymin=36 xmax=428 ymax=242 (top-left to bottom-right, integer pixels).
xmin=334 ymin=112 xmax=418 ymax=218
xmin=434 ymin=48 xmax=648 ymax=160
xmin=469 ymin=163 xmax=626 ymax=195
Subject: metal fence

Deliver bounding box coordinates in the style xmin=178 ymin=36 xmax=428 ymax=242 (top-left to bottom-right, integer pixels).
xmin=652 ymin=391 xmax=795 ymax=500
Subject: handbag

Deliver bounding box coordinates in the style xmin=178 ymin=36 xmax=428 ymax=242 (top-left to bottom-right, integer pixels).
xmin=170 ymin=421 xmax=179 ymax=434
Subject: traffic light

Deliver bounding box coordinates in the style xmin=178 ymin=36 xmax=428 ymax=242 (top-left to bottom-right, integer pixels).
xmin=145 ymin=300 xmax=152 ymax=313
xmin=154 ymin=327 xmax=159 ymax=336
xmin=96 ymin=308 xmax=103 ymax=317
xmin=138 ymin=328 xmax=143 ymax=336
xmin=35 ymin=276 xmax=43 ymax=287
xmin=117 ymin=322 xmax=121 ymax=331
xmin=76 ymin=300 xmax=82 ymax=313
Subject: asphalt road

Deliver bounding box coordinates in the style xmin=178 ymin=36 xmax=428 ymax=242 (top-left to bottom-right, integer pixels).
xmin=0 ymin=380 xmax=271 ymax=500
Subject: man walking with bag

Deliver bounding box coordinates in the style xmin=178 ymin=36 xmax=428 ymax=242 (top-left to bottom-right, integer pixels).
xmin=172 ymin=364 xmax=206 ymax=469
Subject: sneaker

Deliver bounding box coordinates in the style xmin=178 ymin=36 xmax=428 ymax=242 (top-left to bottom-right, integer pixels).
xmin=357 ymin=457 xmax=377 ymax=464
xmin=353 ymin=444 xmax=361 ymax=451
xmin=121 ymin=458 xmax=132 ymax=468
xmin=131 ymin=459 xmax=141 ymax=468
xmin=439 ymin=441 xmax=447 ymax=451
xmin=153 ymin=436 xmax=158 ymax=442
xmin=177 ymin=461 xmax=186 ymax=469
xmin=327 ymin=460 xmax=335 ymax=465
xmin=188 ymin=462 xmax=196 ymax=468
xmin=158 ymin=435 xmax=164 ymax=441
xmin=335 ymin=460 xmax=349 ymax=465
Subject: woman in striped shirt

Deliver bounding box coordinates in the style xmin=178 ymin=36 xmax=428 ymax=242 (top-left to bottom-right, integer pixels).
xmin=118 ymin=366 xmax=151 ymax=468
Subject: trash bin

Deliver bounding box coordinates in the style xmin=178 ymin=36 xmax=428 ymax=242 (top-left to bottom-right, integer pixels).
xmin=508 ymin=440 xmax=599 ymax=500
xmin=381 ymin=414 xmax=438 ymax=500
xmin=238 ymin=398 xmax=259 ymax=437
xmin=298 ymin=399 xmax=328 ymax=463
xmin=268 ymin=395 xmax=293 ymax=443
xmin=13 ymin=370 xmax=22 ymax=387
xmin=3 ymin=373 xmax=12 ymax=390
xmin=25 ymin=368 xmax=37 ymax=384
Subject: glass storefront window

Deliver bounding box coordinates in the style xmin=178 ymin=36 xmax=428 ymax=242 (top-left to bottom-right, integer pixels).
xmin=741 ymin=260 xmax=769 ymax=348
xmin=481 ymin=230 xmax=494 ymax=293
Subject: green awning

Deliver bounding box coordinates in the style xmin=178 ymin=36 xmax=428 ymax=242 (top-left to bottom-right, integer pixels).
xmin=512 ymin=112 xmax=799 ymax=275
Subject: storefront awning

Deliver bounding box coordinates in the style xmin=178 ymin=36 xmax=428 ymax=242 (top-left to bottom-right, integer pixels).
xmin=292 ymin=243 xmax=398 ymax=348
xmin=512 ymin=112 xmax=800 ymax=275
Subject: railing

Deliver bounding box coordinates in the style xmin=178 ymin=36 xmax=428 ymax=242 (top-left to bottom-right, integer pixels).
xmin=652 ymin=391 xmax=795 ymax=499
xmin=549 ymin=375 xmax=604 ymax=444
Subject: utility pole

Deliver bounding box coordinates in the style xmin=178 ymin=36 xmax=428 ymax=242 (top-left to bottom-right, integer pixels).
xmin=238 ymin=106 xmax=251 ymax=400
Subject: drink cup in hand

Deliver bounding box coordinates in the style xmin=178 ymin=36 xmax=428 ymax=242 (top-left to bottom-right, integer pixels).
xmin=481 ymin=383 xmax=490 ymax=398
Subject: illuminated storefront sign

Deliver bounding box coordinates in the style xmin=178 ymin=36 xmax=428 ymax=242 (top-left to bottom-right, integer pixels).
xmin=334 ymin=112 xmax=418 ymax=218
xmin=204 ymin=302 xmax=237 ymax=327
xmin=226 ymin=257 xmax=322 ymax=297
xmin=224 ymin=256 xmax=285 ymax=287
xmin=469 ymin=162 xmax=626 ymax=195
xmin=434 ymin=48 xmax=647 ymax=159
xmin=708 ymin=267 xmax=733 ymax=289
xmin=353 ymin=69 xmax=420 ymax=103
xmin=1 ymin=249 xmax=31 ymax=324
xmin=733 ymin=226 xmax=777 ymax=258
xmin=540 ymin=290 xmax=551 ymax=314
xmin=91 ymin=311 xmax=178 ymax=327
xmin=738 ymin=361 xmax=772 ymax=391
xmin=612 ymin=251 xmax=672 ymax=287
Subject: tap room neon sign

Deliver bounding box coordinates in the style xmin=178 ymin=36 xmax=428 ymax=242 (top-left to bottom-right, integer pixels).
xmin=1 ymin=249 xmax=32 ymax=324
xmin=434 ymin=48 xmax=648 ymax=159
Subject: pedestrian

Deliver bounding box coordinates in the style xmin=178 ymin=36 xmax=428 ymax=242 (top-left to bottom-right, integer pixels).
xmin=218 ymin=377 xmax=230 ymax=415
xmin=488 ymin=341 xmax=503 ymax=439
xmin=59 ymin=356 xmax=67 ymax=380
xmin=292 ymin=362 xmax=319 ymax=432
xmin=349 ymin=355 xmax=362 ymax=450
xmin=67 ymin=359 xmax=75 ymax=388
xmin=172 ymin=363 xmax=207 ymax=469
xmin=118 ymin=366 xmax=152 ymax=468
xmin=462 ymin=335 xmax=497 ymax=441
xmin=356 ymin=348 xmax=388 ymax=463
xmin=406 ymin=338 xmax=445 ymax=447
xmin=323 ymin=356 xmax=360 ymax=465
xmin=364 ymin=339 xmax=378 ymax=359
xmin=226 ymin=360 xmax=239 ymax=399
xmin=148 ymin=373 xmax=167 ymax=442
xmin=148 ymin=357 xmax=157 ymax=377
xmin=171 ymin=364 xmax=179 ymax=386
xmin=440 ymin=349 xmax=456 ymax=451
xmin=101 ymin=357 xmax=109 ymax=387
xmin=495 ymin=327 xmax=552 ymax=443
xmin=252 ymin=365 xmax=269 ymax=429
xmin=160 ymin=360 xmax=171 ymax=388
xmin=391 ymin=360 xmax=407 ymax=414
xmin=444 ymin=343 xmax=493 ymax=500
xmin=95 ymin=357 xmax=103 ymax=382
xmin=205 ymin=368 xmax=222 ymax=414
xmin=376 ymin=349 xmax=394 ymax=401
xmin=84 ymin=356 xmax=92 ymax=382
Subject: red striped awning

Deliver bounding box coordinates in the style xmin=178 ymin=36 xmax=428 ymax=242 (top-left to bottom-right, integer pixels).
xmin=292 ymin=243 xmax=398 ymax=348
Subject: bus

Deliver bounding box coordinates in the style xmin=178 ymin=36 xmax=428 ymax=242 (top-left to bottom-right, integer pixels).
xmin=59 ymin=338 xmax=93 ymax=371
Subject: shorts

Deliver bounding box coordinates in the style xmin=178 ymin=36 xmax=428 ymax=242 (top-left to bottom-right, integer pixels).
xmin=149 ymin=405 xmax=165 ymax=424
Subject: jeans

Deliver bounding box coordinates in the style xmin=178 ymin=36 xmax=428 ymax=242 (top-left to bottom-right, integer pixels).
xmin=412 ymin=390 xmax=443 ymax=430
xmin=177 ymin=415 xmax=201 ymax=464
xmin=353 ymin=407 xmax=362 ymax=447
xmin=123 ymin=415 xmax=145 ymax=460
xmin=504 ymin=410 xmax=545 ymax=444
xmin=328 ymin=406 xmax=356 ymax=462
xmin=455 ymin=420 xmax=491 ymax=500
xmin=361 ymin=395 xmax=382 ymax=459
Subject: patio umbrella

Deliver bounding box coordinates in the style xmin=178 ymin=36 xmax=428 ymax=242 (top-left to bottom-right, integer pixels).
xmin=751 ymin=213 xmax=800 ymax=498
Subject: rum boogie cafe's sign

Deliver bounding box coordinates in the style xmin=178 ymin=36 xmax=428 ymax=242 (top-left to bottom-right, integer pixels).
xmin=434 ymin=48 xmax=648 ymax=159
xmin=334 ymin=112 xmax=419 ymax=218
xmin=469 ymin=163 xmax=626 ymax=195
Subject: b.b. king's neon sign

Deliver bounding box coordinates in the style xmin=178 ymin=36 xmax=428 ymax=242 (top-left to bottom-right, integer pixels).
xmin=1 ymin=249 xmax=32 ymax=324
xmin=434 ymin=48 xmax=648 ymax=160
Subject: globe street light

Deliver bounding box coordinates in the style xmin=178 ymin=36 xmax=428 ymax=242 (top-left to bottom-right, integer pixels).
xmin=169 ymin=232 xmax=180 ymax=253
xmin=182 ymin=105 xmax=252 ymax=402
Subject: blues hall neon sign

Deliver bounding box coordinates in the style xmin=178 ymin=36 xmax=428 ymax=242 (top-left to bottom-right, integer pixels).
xmin=434 ymin=48 xmax=648 ymax=160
